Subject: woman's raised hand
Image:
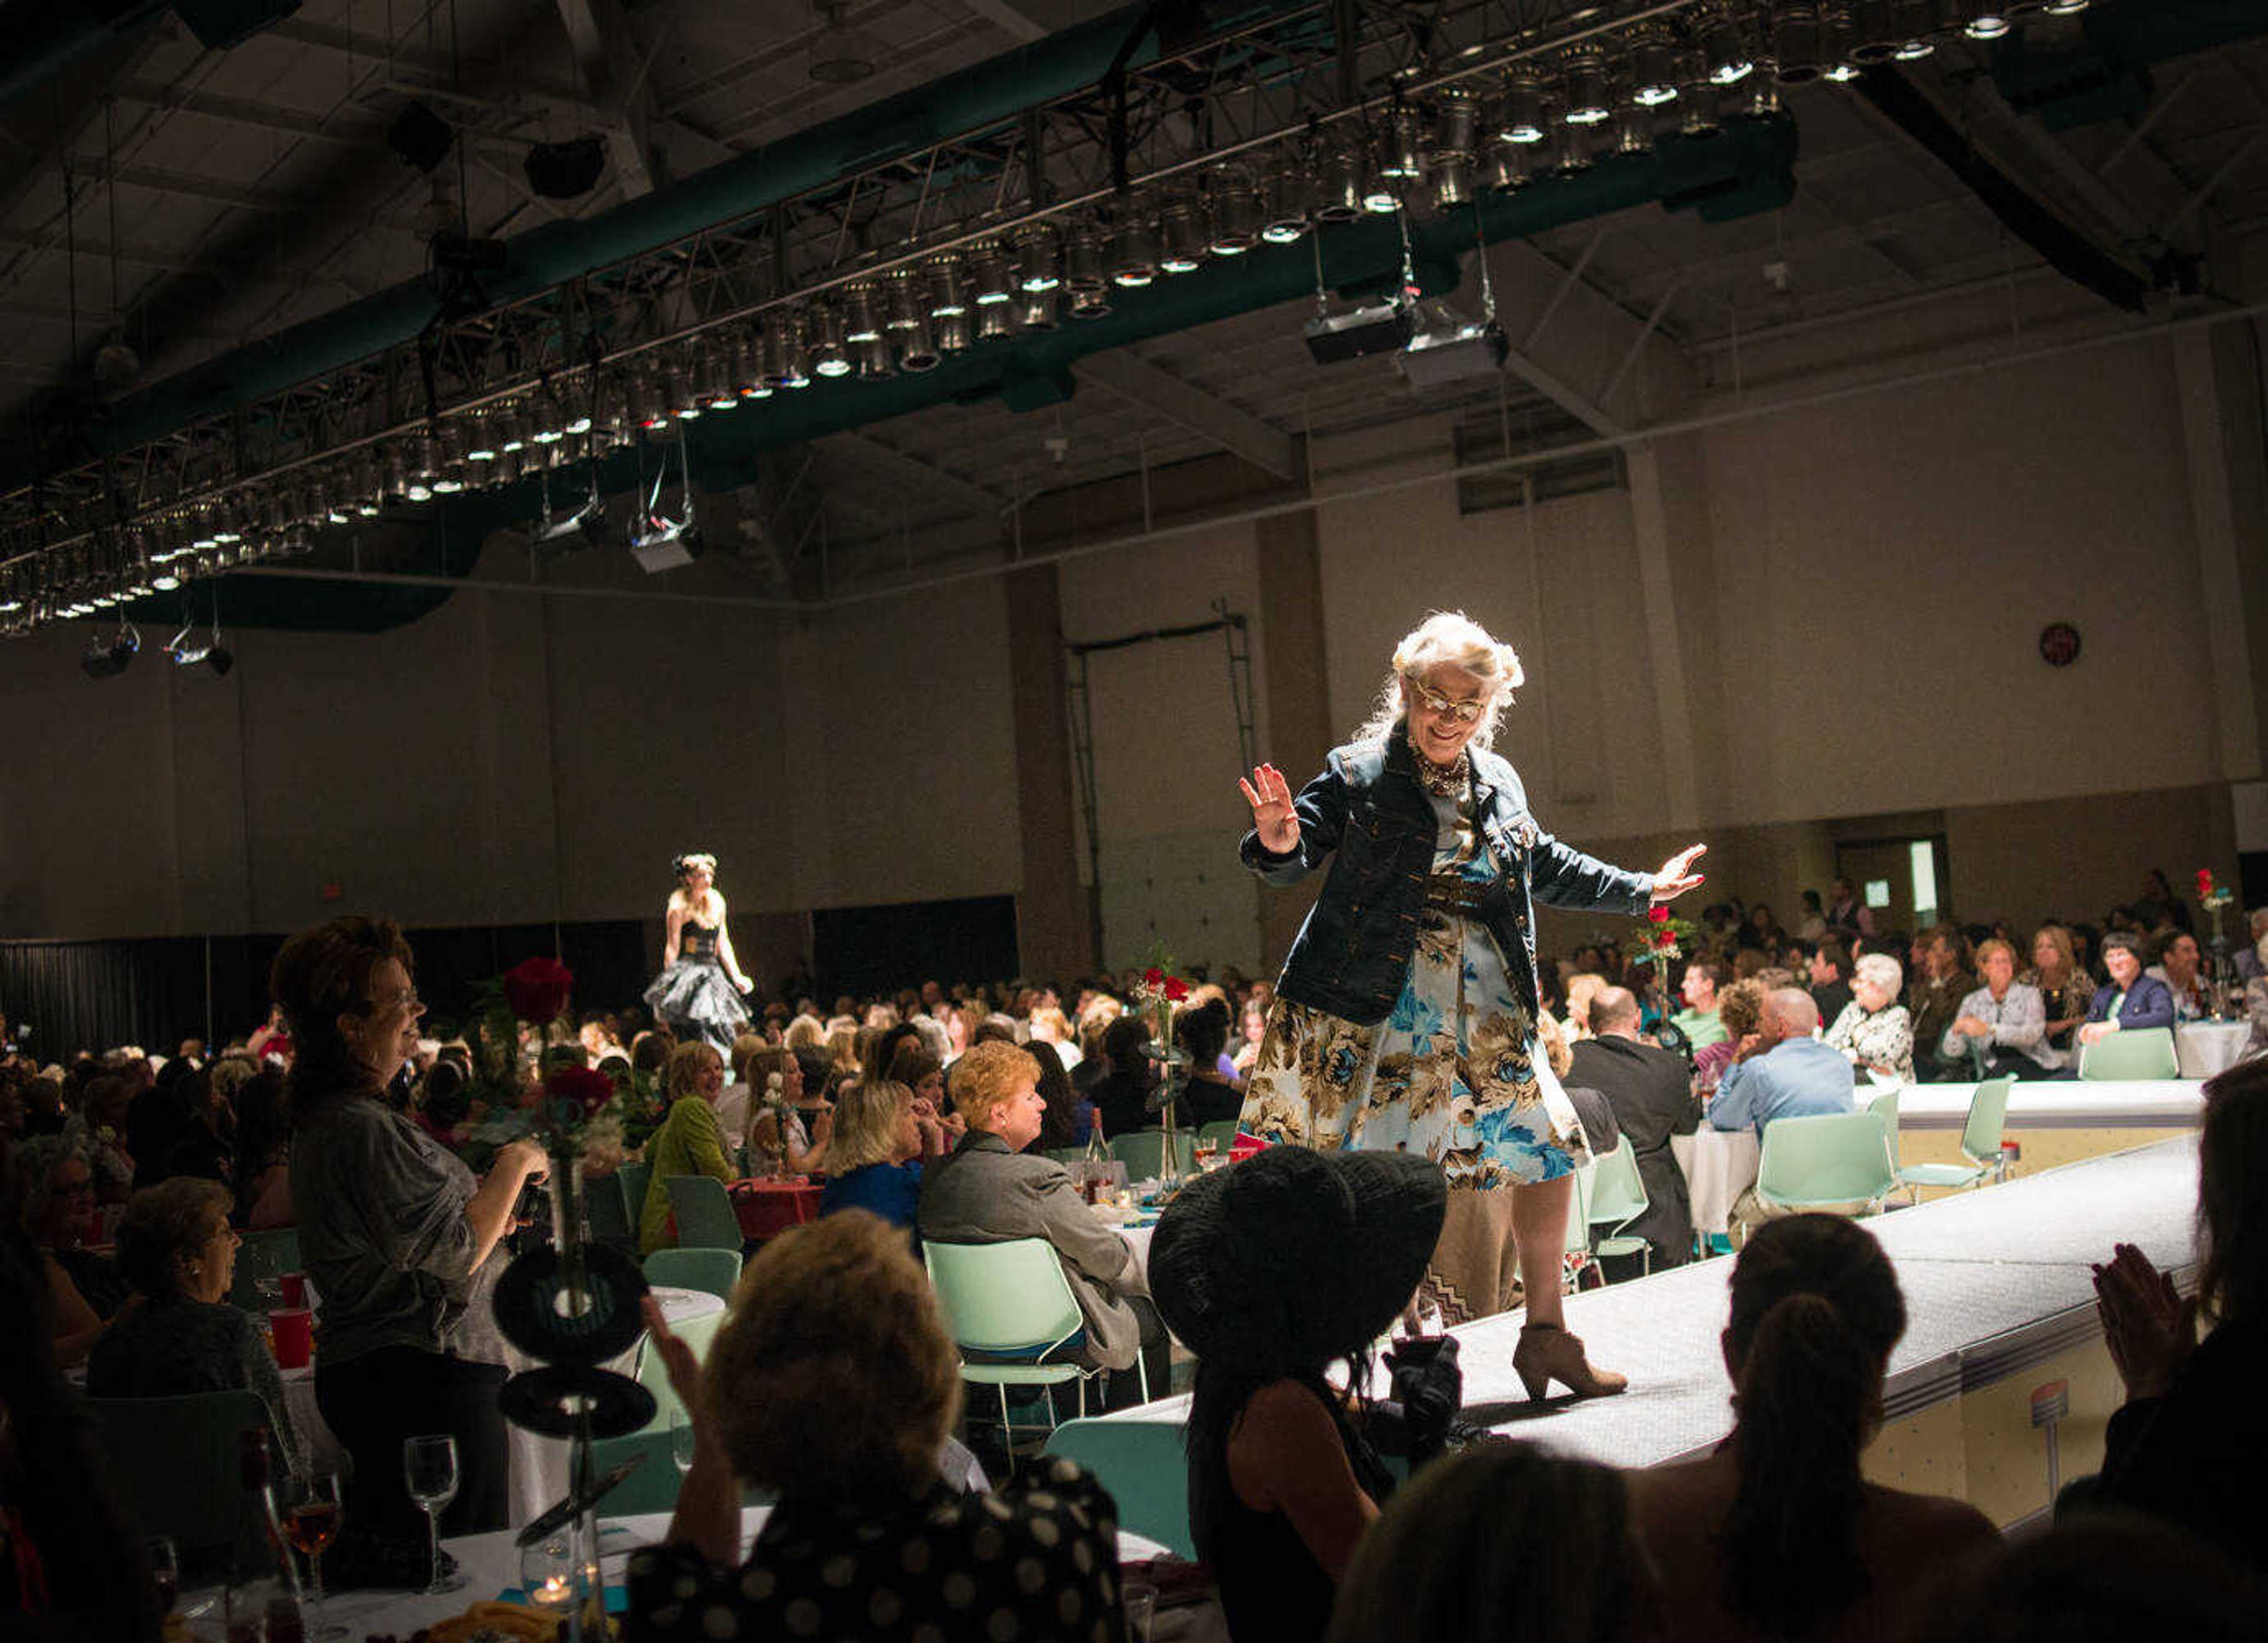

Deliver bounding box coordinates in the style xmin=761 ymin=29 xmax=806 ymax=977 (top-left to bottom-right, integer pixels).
xmin=1650 ymin=842 xmax=1708 ymax=903
xmin=1239 ymin=763 xmax=1301 ymax=855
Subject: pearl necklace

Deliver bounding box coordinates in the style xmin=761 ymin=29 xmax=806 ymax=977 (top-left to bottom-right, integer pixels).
xmin=1407 ymin=730 xmax=1470 ymax=798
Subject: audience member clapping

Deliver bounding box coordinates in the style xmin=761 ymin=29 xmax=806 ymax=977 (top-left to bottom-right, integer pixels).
xmin=86 ymin=1176 xmax=302 ymax=1473
xmin=1150 ymin=1146 xmax=1449 ymax=1643
xmin=627 ymin=1211 xmax=1122 ymax=1641
xmin=1327 ymin=1442 xmax=1648 ymax=1643
xmin=1629 ymin=1215 xmax=1997 ymax=1642
xmin=2078 ymin=1058 xmax=2268 ymax=1570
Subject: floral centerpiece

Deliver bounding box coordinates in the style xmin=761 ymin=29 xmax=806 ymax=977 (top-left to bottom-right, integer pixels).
xmin=1638 ymin=903 xmax=1697 ymax=1004
xmin=1133 ymin=946 xmax=1192 ymax=1188
xmin=2198 ymin=868 xmax=2237 ymax=996
xmin=467 ymin=957 xmax=632 ymax=1239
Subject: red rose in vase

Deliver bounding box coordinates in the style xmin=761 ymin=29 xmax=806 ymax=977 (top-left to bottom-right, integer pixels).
xmin=1648 ymin=905 xmax=1670 ymax=923
xmin=545 ymin=1065 xmax=617 ymax=1116
xmin=503 ymin=956 xmax=574 ymax=1023
xmin=2197 ymin=868 xmax=2215 ymax=900
xmin=1164 ymin=977 xmax=1191 ymax=1003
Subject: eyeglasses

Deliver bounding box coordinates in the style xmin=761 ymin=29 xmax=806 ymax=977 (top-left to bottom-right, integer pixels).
xmin=359 ymin=990 xmax=424 ymax=1016
xmin=1406 ymin=677 xmax=1488 ymax=723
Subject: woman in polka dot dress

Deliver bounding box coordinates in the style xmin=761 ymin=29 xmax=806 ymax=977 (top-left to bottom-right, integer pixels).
xmin=626 ymin=1211 xmax=1123 ymax=1642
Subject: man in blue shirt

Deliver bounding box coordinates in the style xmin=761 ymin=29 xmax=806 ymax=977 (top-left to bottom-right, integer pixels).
xmin=1709 ymin=989 xmax=1859 ymax=1246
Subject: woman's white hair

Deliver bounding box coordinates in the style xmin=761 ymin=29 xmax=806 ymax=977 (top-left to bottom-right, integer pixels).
xmin=1351 ymin=609 xmax=1525 ymax=751
xmin=1853 ymin=952 xmax=1904 ymax=995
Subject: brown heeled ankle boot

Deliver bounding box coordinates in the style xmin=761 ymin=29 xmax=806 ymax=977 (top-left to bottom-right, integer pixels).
xmin=1514 ymin=1322 xmax=1628 ymax=1401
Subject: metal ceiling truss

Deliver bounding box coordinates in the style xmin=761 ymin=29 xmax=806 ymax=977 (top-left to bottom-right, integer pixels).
xmin=0 ymin=0 xmax=2163 ymax=630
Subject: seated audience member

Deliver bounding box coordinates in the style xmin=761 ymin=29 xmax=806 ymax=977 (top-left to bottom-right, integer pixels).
xmin=86 ymin=1177 xmax=302 ymax=1474
xmin=2079 ymin=1060 xmax=2268 ymax=1571
xmin=1175 ymin=999 xmax=1244 ymax=1128
xmin=1629 ymin=1216 xmax=1997 ymax=1642
xmin=1692 ymin=979 xmax=1768 ymax=1101
xmin=2131 ymin=868 xmax=2191 ymax=934
xmin=1942 ymin=938 xmax=2060 ymax=1079
xmin=638 ymin=1042 xmax=737 ymax=1255
xmin=232 ymin=1068 xmax=294 ymax=1228
xmin=1327 ymin=1442 xmax=1648 ymax=1643
xmin=65 ymin=1073 xmax=137 ymax=1204
xmin=1567 ymin=987 xmax=1697 ymax=1269
xmin=8 ymin=1136 xmax=124 ymax=1364
xmin=1028 ymin=1004 xmax=1083 ymax=1073
xmin=2146 ymin=930 xmax=2209 ymax=1023
xmin=1810 ymin=938 xmax=1855 ymax=1031
xmin=1909 ymin=1512 xmax=2268 ymax=1643
xmin=742 ymin=1045 xmax=832 ymax=1177
xmin=1823 ymin=877 xmax=1875 ymax=939
xmin=1673 ymin=957 xmax=1731 ymax=1050
xmin=1712 ymin=991 xmax=1858 ymax=1244
xmin=1074 ymin=996 xmax=1124 ymax=1093
xmin=882 ymin=1036 xmax=948 ymax=1114
xmin=627 ymin=1213 xmax=1120 ymax=1641
xmin=1230 ymin=994 xmax=1267 ymax=1079
xmin=2235 ymin=909 xmax=2268 ymax=982
xmin=817 ymin=1079 xmax=945 ymax=1232
xmin=1027 ymin=1039 xmax=1098 ymax=1152
xmin=2023 ymin=923 xmax=2095 ymax=1057
xmin=1824 ymin=954 xmax=1915 ymax=1084
xmin=918 ymin=1040 xmax=1169 ymax=1408
xmin=1907 ymin=927 xmax=1979 ymax=1081
xmin=0 ymin=1144 xmax=170 ymax=1643
xmin=1087 ymin=1013 xmax=1159 ymax=1141
xmin=2076 ymin=932 xmax=2176 ymax=1049
xmin=1563 ymin=972 xmax=1609 ymax=1039
xmin=1149 ymin=1147 xmax=1451 ymax=1643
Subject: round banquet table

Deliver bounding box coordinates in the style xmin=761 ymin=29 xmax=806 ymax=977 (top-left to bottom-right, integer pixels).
xmin=1670 ymin=1126 xmax=1762 ymax=1237
xmin=731 ymin=1177 xmax=822 ymax=1239
xmin=2175 ymin=1019 xmax=2251 ymax=1079
xmin=280 ymin=1284 xmax=726 ymax=1529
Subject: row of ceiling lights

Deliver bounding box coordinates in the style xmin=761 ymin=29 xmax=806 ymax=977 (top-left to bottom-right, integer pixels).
xmin=5 ymin=0 xmax=2096 ymax=634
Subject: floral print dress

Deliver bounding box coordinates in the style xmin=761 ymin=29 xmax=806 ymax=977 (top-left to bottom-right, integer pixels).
xmin=1243 ymin=786 xmax=1590 ymax=1189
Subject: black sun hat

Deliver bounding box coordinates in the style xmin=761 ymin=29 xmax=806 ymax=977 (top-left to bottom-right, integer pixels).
xmin=1148 ymin=1146 xmax=1447 ymax=1377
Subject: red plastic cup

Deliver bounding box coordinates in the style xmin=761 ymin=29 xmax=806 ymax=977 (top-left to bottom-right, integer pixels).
xmin=269 ymin=1308 xmax=313 ymax=1370
xmin=278 ymin=1272 xmax=308 ymax=1308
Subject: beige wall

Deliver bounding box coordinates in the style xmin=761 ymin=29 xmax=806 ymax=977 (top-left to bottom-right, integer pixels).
xmin=4 ymin=318 xmax=2263 ymax=982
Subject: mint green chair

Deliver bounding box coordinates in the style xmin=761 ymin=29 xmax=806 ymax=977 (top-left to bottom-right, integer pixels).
xmin=227 ymin=1227 xmax=301 ymax=1311
xmin=664 ymin=1175 xmax=745 ymax=1251
xmin=2077 ymin=1026 xmax=2178 ymax=1081
xmin=1045 ymin=1417 xmax=1192 ymax=1559
xmin=643 ymin=1246 xmax=742 ymax=1303
xmin=89 ymin=1391 xmax=276 ymax=1553
xmin=587 ymin=1311 xmax=730 ymax=1514
xmin=1583 ymin=1136 xmax=1653 ymax=1277
xmin=1867 ymin=1086 xmax=1902 ymax=1170
xmin=1045 ymin=1147 xmax=1092 ymax=1166
xmin=1897 ymin=1077 xmax=2013 ymax=1200
xmin=924 ymin=1239 xmax=1125 ymax=1444
xmin=1754 ymin=1112 xmax=1898 ymax=1215
xmin=1111 ymin=1128 xmax=1195 ymax=1182
xmin=585 ymin=1170 xmax=635 ymax=1250
xmin=1559 ymin=1156 xmax=1594 ymax=1290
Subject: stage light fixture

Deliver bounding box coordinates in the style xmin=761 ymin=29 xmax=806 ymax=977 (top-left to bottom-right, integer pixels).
xmin=1486 ymin=134 xmax=1533 ymax=194
xmin=842 ymin=281 xmax=884 ymax=343
xmin=968 ymin=242 xmax=1014 ymax=305
xmin=1399 ymin=315 xmax=1508 ymax=388
xmin=976 ymin=301 xmax=1016 ymax=343
xmin=1207 ymin=167 xmax=1262 ymax=255
xmin=1611 ymin=108 xmax=1653 ymax=157
xmin=1498 ymin=70 xmax=1548 ymax=144
xmin=524 ymin=135 xmax=606 ymax=200
xmin=809 ymin=0 xmax=877 ymax=84
xmin=1304 ymin=300 xmax=1415 ymax=365
xmin=927 ymin=253 xmax=968 ymax=318
xmin=1699 ymin=8 xmax=1757 ymax=82
xmin=561 ymin=385 xmax=594 ymax=437
xmin=1315 ymin=139 xmax=1366 ymax=222
xmin=1109 ymin=212 xmax=1161 ymax=287
xmin=936 ymin=310 xmax=973 ymax=356
xmin=1848 ymin=0 xmax=1901 ymax=60
xmin=1560 ymin=47 xmax=1613 ymax=125
xmin=809 ymin=305 xmax=852 ymax=377
xmin=1063 ymin=224 xmax=1107 ymax=295
xmin=1680 ymin=70 xmax=1724 ymax=136
xmin=464 ymin=417 xmax=498 ymax=463
xmin=1964 ymin=5 xmax=2010 ymax=38
xmin=886 ymin=266 xmax=930 ymax=330
xmin=529 ymin=389 xmax=566 ymax=443
xmin=1158 ymin=196 xmax=1207 ymax=274
xmin=81 ymin=623 xmax=139 ymax=679
xmin=853 ymin=335 xmax=895 ymax=378
xmin=1774 ymin=4 xmax=1825 ymax=81
xmin=1630 ymin=27 xmax=1680 ymax=105
xmin=1017 ymin=288 xmax=1060 ymax=330
xmin=630 ymin=439 xmax=703 ymax=572
xmin=407 ymin=435 xmax=440 ymax=502
xmin=1260 ymin=167 xmax=1312 ymax=243
xmin=2042 ymin=0 xmax=2087 ymax=12
xmin=1820 ymin=4 xmax=1860 ymax=77
xmin=664 ymin=367 xmax=700 ymax=419
xmin=1889 ymin=0 xmax=1935 ymax=58
xmin=1380 ymin=108 xmax=1426 ymax=179
xmin=773 ymin=316 xmax=813 ymax=389
xmin=1012 ymin=225 xmax=1061 ymax=292
xmin=1068 ymin=282 xmax=1112 ymax=320
xmin=698 ymin=341 xmax=739 ymax=409
xmin=1552 ymin=121 xmax=1596 ymax=175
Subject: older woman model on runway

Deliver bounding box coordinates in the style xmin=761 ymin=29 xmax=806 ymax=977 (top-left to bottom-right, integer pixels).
xmin=1238 ymin=610 xmax=1704 ymax=1398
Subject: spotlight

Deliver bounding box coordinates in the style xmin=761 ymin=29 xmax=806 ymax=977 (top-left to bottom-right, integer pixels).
xmin=407 ymin=434 xmax=440 ymax=502
xmin=1821 ymin=5 xmax=1861 ymax=77
xmin=1259 ymin=167 xmax=1311 ymax=243
xmin=1315 ymin=138 xmax=1366 ymax=222
xmin=1017 ymin=288 xmax=1060 ymax=331
xmin=1159 ymin=196 xmax=1207 ymax=274
xmin=976 ymin=301 xmax=1016 ymax=344
xmin=1680 ymin=71 xmax=1723 ymax=136
xmin=1207 ymin=167 xmax=1262 ymax=255
xmin=664 ymin=365 xmax=700 ymax=418
xmin=1012 ymin=225 xmax=1061 ymax=292
xmin=1964 ymin=5 xmax=2011 ymax=39
xmin=1063 ymin=224 xmax=1108 ymax=296
xmin=529 ymin=389 xmax=566 ymax=443
xmin=1774 ymin=5 xmax=1825 ymax=82
xmin=927 ymin=253 xmax=968 ymax=318
xmin=630 ymin=441 xmax=702 ymax=572
xmin=885 ymin=274 xmax=940 ymax=365
xmin=809 ymin=0 xmax=877 ymax=84
xmin=968 ymin=242 xmax=1015 ymax=305
xmin=1304 ymin=300 xmax=1415 ymax=365
xmin=1698 ymin=7 xmax=1757 ymax=83
xmin=561 ymin=383 xmax=594 ymax=437
xmin=1889 ymin=0 xmax=1935 ymax=58
xmin=1630 ymin=27 xmax=1680 ymax=105
xmin=1399 ymin=315 xmax=1508 ymax=388
xmin=1110 ymin=212 xmax=1161 ymax=287
xmin=1849 ymin=0 xmax=1902 ymax=61
xmin=1486 ymin=135 xmax=1533 ymax=193
xmin=81 ymin=624 xmax=139 ymax=679
xmin=853 ymin=335 xmax=895 ymax=378
xmin=633 ymin=369 xmax=672 ymax=430
xmin=774 ymin=317 xmax=812 ymax=389
xmin=936 ymin=310 xmax=973 ymax=356
xmin=1380 ymin=107 xmax=1426 ymax=180
xmin=1551 ymin=121 xmax=1595 ymax=175
xmin=698 ymin=341 xmax=739 ymax=409
xmin=842 ymin=280 xmax=885 ymax=341
xmin=1498 ymin=69 xmax=1548 ymax=144
xmin=1611 ymin=108 xmax=1654 ymax=157
xmin=524 ymin=135 xmax=607 ymax=200
xmin=808 ymin=304 xmax=852 ymax=377
xmin=1561 ymin=47 xmax=1613 ymax=125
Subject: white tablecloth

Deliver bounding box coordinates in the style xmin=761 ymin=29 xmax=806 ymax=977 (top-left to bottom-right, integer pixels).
xmin=1670 ymin=1127 xmax=1760 ymax=1235
xmin=277 ymin=1286 xmax=726 ymax=1529
xmin=2176 ymin=1020 xmax=2251 ymax=1079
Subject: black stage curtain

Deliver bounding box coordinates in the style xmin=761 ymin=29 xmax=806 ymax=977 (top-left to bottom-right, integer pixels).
xmin=812 ymin=894 xmax=1018 ymax=998
xmin=1 ymin=921 xmax=647 ymax=1060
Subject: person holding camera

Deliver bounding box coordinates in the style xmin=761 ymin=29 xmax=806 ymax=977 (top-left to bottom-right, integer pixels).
xmin=1145 ymin=1145 xmax=1456 ymax=1643
xmin=273 ymin=916 xmax=548 ymax=1545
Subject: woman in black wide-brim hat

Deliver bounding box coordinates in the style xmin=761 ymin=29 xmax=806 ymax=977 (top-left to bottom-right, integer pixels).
xmin=1236 ymin=609 xmax=1705 ymax=1394
xmin=1148 ymin=1145 xmax=1448 ymax=1643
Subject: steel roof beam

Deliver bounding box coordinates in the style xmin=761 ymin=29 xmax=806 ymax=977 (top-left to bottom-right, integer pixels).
xmin=1069 ymin=349 xmax=1301 ymax=483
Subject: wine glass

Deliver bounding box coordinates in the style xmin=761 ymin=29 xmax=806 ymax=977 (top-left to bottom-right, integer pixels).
xmin=402 ymin=1434 xmax=467 ymax=1595
xmin=670 ymin=1406 xmax=698 ymax=1474
xmin=145 ymin=1537 xmax=179 ymax=1620
xmin=286 ymin=1469 xmax=346 ymax=1638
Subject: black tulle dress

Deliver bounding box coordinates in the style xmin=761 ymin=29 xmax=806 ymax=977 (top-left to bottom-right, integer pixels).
xmin=643 ymin=920 xmax=750 ymax=1050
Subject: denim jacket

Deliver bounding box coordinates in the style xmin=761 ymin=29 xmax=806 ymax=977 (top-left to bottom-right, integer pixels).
xmin=1240 ymin=727 xmax=1654 ymax=1026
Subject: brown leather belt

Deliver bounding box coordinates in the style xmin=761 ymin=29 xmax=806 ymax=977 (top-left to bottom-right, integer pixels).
xmin=1422 ymin=877 xmax=1493 ymax=916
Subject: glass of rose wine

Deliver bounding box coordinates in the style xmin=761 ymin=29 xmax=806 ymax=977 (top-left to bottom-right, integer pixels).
xmin=285 ymin=1469 xmax=346 ymax=1638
